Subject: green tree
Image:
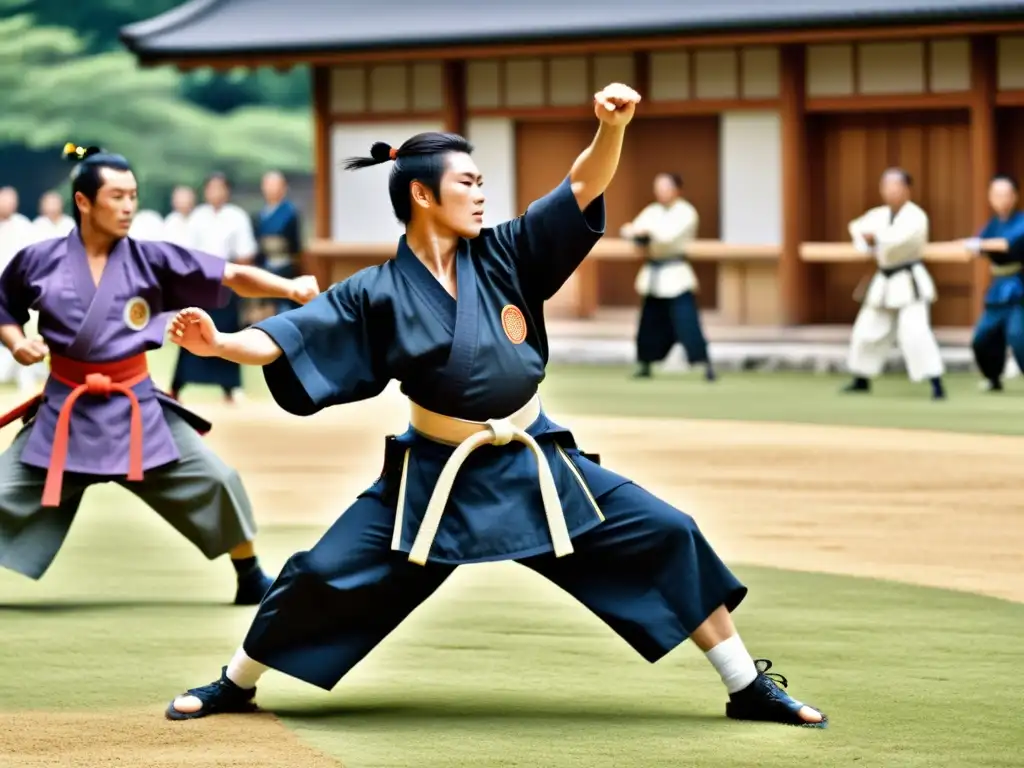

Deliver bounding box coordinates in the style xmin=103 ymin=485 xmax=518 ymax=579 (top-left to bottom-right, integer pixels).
xmin=8 ymin=0 xmax=311 ymax=113
xmin=0 ymin=8 xmax=312 ymax=211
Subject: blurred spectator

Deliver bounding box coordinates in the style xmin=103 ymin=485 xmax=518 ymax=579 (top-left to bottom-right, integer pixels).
xmin=129 ymin=208 xmax=166 ymax=241
xmin=170 ymin=172 xmax=256 ymax=403
xmin=254 ymin=170 xmax=303 ymax=317
xmin=32 ymin=191 xmax=75 ymax=240
xmin=164 ymin=185 xmax=196 ymax=247
xmin=0 ymin=187 xmax=37 ymax=386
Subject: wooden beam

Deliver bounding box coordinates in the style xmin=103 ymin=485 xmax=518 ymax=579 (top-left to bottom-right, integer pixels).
xmin=969 ymin=36 xmax=997 ymax=322
xmin=801 ymin=241 xmax=973 ymax=262
xmin=996 ymin=89 xmax=1024 ymax=107
xmin=806 ymin=92 xmax=972 ymax=112
xmin=465 ymin=97 xmax=779 ymax=121
xmin=145 ymin=20 xmax=1024 ymax=71
xmin=306 ymin=237 xmax=780 ymax=261
xmin=310 ymin=66 xmax=333 ymax=289
xmin=779 ymin=44 xmax=811 ymax=325
xmin=443 ymin=60 xmax=468 ymax=135
xmin=329 ymin=110 xmax=447 ymax=123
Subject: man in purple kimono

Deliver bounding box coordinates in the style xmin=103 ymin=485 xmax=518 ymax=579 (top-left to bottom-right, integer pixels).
xmin=0 ymin=143 xmax=320 ymax=604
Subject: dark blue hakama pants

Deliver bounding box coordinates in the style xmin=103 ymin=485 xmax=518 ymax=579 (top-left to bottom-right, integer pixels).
xmin=171 ymin=294 xmax=243 ymax=393
xmin=971 ymin=303 xmax=1024 ymax=382
xmin=636 ymin=292 xmax=710 ymax=366
xmin=242 ymin=459 xmax=747 ymax=691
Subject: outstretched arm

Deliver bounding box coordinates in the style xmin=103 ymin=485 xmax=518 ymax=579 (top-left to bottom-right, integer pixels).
xmin=848 ymin=211 xmax=875 ymax=253
xmin=222 ymin=262 xmax=318 ymax=303
xmin=149 ymin=241 xmax=319 ymax=310
xmin=168 ymin=308 xmax=282 ymax=366
xmin=979 ymin=218 xmax=1024 ymax=255
xmin=569 ymin=83 xmax=641 ymax=211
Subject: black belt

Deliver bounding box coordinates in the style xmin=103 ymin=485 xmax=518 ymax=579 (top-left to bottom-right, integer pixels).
xmin=879 ymin=260 xmax=921 ymax=277
xmin=878 ymin=260 xmax=921 ymax=300
xmin=645 ymin=256 xmax=687 ymax=267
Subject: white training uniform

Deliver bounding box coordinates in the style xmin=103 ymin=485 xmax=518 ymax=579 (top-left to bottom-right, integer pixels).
xmin=846 ymin=201 xmax=944 ymax=381
xmin=0 ymin=213 xmax=43 ymax=387
xmin=187 ymin=203 xmax=257 ymax=263
xmin=163 ymin=210 xmax=193 ymax=248
xmin=31 ymin=214 xmax=74 ymax=240
xmin=14 ymin=217 xmax=75 ymax=393
xmin=128 ymin=209 xmax=166 ymax=241
xmin=177 ymin=203 xmax=257 ymax=397
xmin=626 ymin=199 xmax=700 ymax=299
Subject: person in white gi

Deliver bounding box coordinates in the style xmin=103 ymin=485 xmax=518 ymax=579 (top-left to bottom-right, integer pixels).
xmin=620 ymin=173 xmax=715 ymax=381
xmin=128 ymin=208 xmax=166 ymax=241
xmin=169 ymin=172 xmax=257 ymax=403
xmin=163 ymin=185 xmax=196 ymax=247
xmin=31 ymin=191 xmax=75 ymax=240
xmin=843 ymin=168 xmax=946 ymax=400
xmin=12 ymin=191 xmax=74 ymax=393
xmin=0 ymin=187 xmax=40 ymax=387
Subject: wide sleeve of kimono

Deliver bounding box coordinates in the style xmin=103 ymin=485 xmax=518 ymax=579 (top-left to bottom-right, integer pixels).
xmin=875 ymin=205 xmax=928 ymax=260
xmin=1004 ymin=215 xmax=1024 ymax=260
xmin=620 ymin=203 xmax=656 ymax=237
xmin=0 ymin=248 xmax=31 ymax=327
xmin=287 ymin=210 xmax=303 ymax=255
xmin=253 ymin=273 xmax=389 ymax=416
xmin=145 ymin=241 xmax=231 ymax=311
xmin=494 ymin=176 xmax=606 ymax=300
xmin=848 ymin=208 xmax=878 ymax=254
xmin=649 ymin=202 xmax=699 ymax=245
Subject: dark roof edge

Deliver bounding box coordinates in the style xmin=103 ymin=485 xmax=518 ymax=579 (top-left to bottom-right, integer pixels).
xmin=120 ymin=0 xmax=227 ymax=54
xmin=121 ymin=6 xmax=1024 ymax=61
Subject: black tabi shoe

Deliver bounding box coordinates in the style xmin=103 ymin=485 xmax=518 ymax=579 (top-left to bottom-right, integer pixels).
xmin=233 ymin=567 xmax=274 ymax=606
xmin=725 ymin=659 xmax=828 ymax=728
xmin=165 ymin=666 xmax=258 ymax=721
xmin=841 ymin=377 xmax=870 ymax=394
xmin=633 ymin=364 xmax=652 ymax=379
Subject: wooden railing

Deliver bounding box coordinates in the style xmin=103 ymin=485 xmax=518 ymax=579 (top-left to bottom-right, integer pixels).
xmin=303 ymin=237 xmax=783 ymax=322
xmin=799 ymin=241 xmax=973 ymax=262
xmin=302 ymin=238 xmax=980 ymax=325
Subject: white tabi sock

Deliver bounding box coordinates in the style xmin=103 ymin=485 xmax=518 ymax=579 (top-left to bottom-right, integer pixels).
xmin=225 ymin=647 xmax=268 ymax=690
xmin=704 ymin=634 xmax=758 ymax=694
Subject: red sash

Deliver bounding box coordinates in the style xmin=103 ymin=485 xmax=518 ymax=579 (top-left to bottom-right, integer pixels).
xmin=0 ymin=353 xmax=150 ymax=507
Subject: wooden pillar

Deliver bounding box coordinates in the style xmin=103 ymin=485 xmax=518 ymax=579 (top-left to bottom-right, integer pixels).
xmin=308 ymin=66 xmax=333 ymax=289
xmin=633 ymin=51 xmax=650 ymax=96
xmin=443 ymin=61 xmax=467 ymax=136
xmin=779 ymin=44 xmax=812 ymax=325
xmin=969 ymin=36 xmax=997 ymax=322
xmin=311 ymin=66 xmax=331 ymax=239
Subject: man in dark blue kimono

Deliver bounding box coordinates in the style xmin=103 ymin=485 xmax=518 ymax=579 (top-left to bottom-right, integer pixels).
xmin=162 ymin=83 xmax=828 ymax=729
xmin=254 ymin=171 xmax=303 ymax=317
xmin=966 ymin=174 xmax=1024 ymax=391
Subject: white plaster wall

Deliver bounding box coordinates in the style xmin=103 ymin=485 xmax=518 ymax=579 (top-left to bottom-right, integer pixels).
xmin=466 ymin=117 xmax=516 ymax=227
xmin=720 ymin=111 xmax=782 ymax=245
xmin=330 ymin=120 xmax=446 ymax=242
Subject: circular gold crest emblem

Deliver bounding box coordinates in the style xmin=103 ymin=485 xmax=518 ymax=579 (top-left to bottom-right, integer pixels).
xmin=501 ymin=304 xmax=527 ymax=345
xmin=123 ymin=296 xmax=151 ymax=331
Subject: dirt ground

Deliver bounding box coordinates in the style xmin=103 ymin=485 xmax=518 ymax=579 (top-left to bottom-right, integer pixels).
xmin=202 ymin=384 xmax=1024 ymax=604
xmin=4 ymin=384 xmax=1023 ymax=767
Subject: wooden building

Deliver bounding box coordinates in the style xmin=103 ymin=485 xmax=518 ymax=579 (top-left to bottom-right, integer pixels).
xmin=121 ymin=0 xmax=1024 ymax=327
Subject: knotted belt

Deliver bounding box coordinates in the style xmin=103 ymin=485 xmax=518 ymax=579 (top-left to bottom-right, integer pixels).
xmin=990 ymin=262 xmax=1022 ymax=277
xmin=42 ymin=353 xmax=150 ymax=507
xmin=405 ymin=394 xmax=574 ymax=566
